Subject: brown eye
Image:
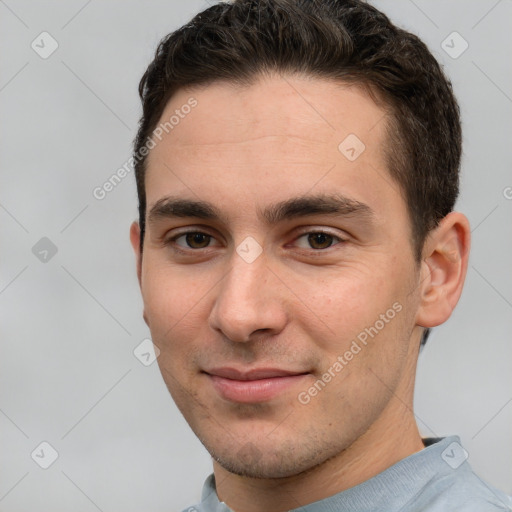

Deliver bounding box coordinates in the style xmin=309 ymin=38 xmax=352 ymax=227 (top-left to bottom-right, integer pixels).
xmin=183 ymin=232 xmax=211 ymax=248
xmin=307 ymin=232 xmax=335 ymax=249
xmin=293 ymin=230 xmax=346 ymax=251
xmin=167 ymin=232 xmax=213 ymax=249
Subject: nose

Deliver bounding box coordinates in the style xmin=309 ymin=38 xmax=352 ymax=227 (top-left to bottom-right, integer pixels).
xmin=208 ymin=248 xmax=288 ymax=343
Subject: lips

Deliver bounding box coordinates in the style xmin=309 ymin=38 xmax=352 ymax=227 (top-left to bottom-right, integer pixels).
xmin=204 ymin=367 xmax=309 ymax=403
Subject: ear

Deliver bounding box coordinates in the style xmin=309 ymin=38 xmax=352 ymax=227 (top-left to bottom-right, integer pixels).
xmin=415 ymin=212 xmax=471 ymax=329
xmin=129 ymin=221 xmax=143 ymax=288
xmin=130 ymin=221 xmax=151 ymax=327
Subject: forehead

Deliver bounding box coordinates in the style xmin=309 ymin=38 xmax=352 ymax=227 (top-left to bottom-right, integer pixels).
xmin=144 ymin=74 xmax=403 ymax=227
xmin=152 ymin=74 xmax=388 ymax=150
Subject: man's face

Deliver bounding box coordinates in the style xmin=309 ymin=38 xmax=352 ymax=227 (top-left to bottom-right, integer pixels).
xmin=133 ymin=74 xmax=424 ymax=478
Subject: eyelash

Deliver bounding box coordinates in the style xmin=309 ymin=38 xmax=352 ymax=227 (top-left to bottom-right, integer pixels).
xmin=165 ymin=229 xmax=347 ymax=253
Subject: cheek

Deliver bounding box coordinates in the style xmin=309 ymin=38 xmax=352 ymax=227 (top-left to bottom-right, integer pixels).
xmin=141 ymin=266 xmax=207 ymax=394
xmin=141 ymin=260 xmax=207 ymax=343
xmin=295 ymin=267 xmax=401 ymax=345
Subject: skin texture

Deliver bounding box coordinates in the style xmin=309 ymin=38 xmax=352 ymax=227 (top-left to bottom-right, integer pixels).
xmin=130 ymin=73 xmax=470 ymax=512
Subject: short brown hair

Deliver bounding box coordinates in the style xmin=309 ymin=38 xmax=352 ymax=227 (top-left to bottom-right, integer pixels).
xmin=134 ymin=0 xmax=461 ymax=263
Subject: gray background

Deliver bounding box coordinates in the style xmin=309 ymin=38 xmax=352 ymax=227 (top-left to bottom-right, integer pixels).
xmin=1 ymin=0 xmax=511 ymax=510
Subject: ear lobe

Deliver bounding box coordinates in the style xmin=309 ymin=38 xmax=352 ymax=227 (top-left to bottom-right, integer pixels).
xmin=129 ymin=221 xmax=143 ymax=288
xmin=415 ymin=212 xmax=471 ymax=329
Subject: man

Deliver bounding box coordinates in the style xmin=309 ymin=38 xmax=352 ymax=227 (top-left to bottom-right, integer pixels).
xmin=129 ymin=0 xmax=511 ymax=510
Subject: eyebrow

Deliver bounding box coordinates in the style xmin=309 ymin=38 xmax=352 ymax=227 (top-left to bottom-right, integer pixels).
xmin=147 ymin=193 xmax=375 ymax=227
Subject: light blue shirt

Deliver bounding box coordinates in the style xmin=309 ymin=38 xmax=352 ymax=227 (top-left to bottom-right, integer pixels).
xmin=183 ymin=436 xmax=512 ymax=511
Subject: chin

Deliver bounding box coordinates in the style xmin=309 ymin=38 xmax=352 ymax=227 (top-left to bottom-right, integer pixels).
xmin=213 ymin=454 xmax=308 ymax=479
xmin=201 ymin=434 xmax=335 ymax=480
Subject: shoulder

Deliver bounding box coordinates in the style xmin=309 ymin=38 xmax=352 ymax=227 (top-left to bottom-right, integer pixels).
xmin=407 ymin=463 xmax=512 ymax=512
